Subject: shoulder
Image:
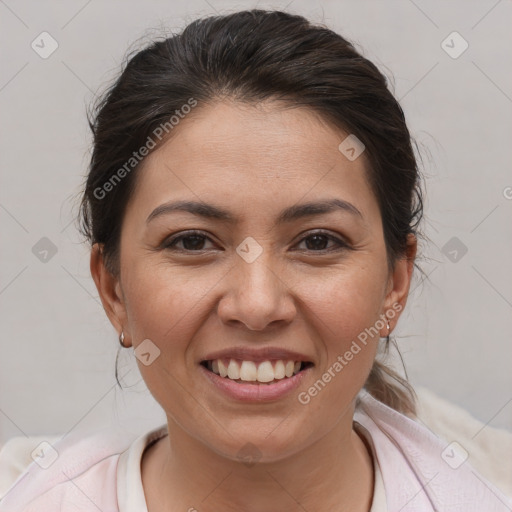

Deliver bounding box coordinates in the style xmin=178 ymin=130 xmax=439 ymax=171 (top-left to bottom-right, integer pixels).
xmin=414 ymin=386 xmax=512 ymax=497
xmin=0 ymin=425 xmax=143 ymax=512
xmin=354 ymin=388 xmax=512 ymax=512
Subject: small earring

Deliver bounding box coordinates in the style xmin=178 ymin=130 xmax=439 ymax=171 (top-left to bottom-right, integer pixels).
xmin=119 ymin=331 xmax=128 ymax=348
xmin=386 ymin=318 xmax=391 ymax=337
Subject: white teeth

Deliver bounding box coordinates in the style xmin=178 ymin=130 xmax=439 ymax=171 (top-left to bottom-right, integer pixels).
xmin=227 ymin=359 xmax=240 ymax=380
xmin=207 ymin=358 xmax=307 ymax=383
xmin=218 ymin=359 xmax=228 ymax=378
xmin=274 ymin=360 xmax=286 ymax=379
xmin=257 ymin=361 xmax=275 ymax=382
xmin=239 ymin=361 xmax=257 ymax=381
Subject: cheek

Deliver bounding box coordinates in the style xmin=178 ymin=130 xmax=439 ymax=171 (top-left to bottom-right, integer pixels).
xmin=120 ymin=262 xmax=214 ymax=419
xmin=296 ymin=265 xmax=385 ymax=394
xmin=303 ymin=263 xmax=386 ymax=344
xmin=122 ymin=260 xmax=216 ymax=344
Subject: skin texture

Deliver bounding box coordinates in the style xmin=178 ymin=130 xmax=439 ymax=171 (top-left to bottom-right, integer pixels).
xmin=91 ymin=99 xmax=417 ymax=512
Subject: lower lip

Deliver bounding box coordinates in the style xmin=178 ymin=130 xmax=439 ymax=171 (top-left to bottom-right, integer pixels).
xmin=199 ymin=364 xmax=312 ymax=402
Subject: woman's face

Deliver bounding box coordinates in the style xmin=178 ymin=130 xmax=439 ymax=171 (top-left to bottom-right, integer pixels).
xmin=93 ymin=99 xmax=415 ymax=462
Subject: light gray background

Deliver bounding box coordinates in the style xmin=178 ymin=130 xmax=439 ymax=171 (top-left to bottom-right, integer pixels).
xmin=1 ymin=0 xmax=511 ymax=446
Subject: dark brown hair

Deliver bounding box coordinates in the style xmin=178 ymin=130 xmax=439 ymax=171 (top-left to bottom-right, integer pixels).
xmin=78 ymin=9 xmax=424 ymax=416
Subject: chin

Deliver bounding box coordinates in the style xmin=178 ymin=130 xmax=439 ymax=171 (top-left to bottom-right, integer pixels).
xmin=201 ymin=421 xmax=314 ymax=465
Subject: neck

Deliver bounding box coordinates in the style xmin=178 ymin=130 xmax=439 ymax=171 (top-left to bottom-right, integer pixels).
xmin=141 ymin=408 xmax=374 ymax=512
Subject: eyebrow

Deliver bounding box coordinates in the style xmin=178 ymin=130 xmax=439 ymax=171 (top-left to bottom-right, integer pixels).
xmin=146 ymin=198 xmax=363 ymax=225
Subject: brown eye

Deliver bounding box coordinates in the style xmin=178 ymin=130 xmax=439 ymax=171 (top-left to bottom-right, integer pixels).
xmin=162 ymin=230 xmax=349 ymax=254
xmin=294 ymin=231 xmax=348 ymax=252
xmin=163 ymin=231 xmax=216 ymax=251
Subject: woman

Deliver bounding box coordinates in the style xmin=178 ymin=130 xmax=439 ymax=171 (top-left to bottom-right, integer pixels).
xmin=1 ymin=8 xmax=510 ymax=512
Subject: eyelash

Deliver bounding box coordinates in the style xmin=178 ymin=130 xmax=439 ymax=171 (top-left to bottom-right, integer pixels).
xmin=162 ymin=230 xmax=349 ymax=254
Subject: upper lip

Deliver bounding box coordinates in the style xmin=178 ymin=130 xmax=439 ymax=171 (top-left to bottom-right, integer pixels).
xmin=201 ymin=346 xmax=314 ymax=364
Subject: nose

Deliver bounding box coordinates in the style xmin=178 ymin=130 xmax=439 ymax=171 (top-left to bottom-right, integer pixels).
xmin=217 ymin=250 xmax=297 ymax=331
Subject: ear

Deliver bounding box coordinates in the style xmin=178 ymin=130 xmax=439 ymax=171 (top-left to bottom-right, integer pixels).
xmin=381 ymin=233 xmax=417 ymax=335
xmin=90 ymin=243 xmax=129 ymax=343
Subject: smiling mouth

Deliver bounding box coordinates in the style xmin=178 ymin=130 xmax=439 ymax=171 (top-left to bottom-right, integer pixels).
xmin=200 ymin=358 xmax=314 ymax=384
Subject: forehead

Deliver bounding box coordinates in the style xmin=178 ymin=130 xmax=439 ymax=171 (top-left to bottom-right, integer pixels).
xmin=127 ymin=100 xmax=379 ymax=224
